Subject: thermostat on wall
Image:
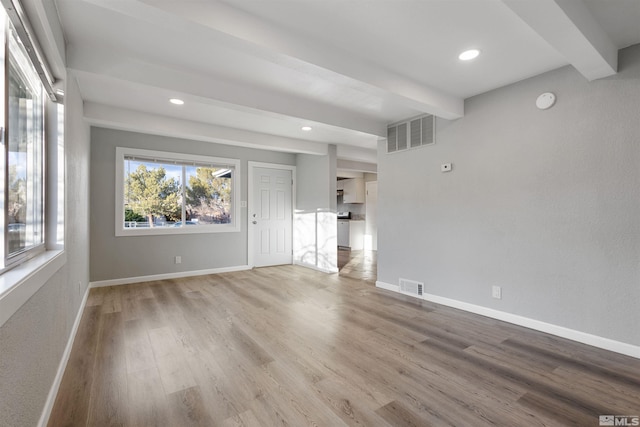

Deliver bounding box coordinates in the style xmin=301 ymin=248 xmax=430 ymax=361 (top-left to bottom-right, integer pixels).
xmin=536 ymin=92 xmax=556 ymax=110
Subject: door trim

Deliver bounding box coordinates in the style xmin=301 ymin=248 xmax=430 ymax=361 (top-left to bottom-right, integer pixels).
xmin=247 ymin=162 xmax=296 ymax=268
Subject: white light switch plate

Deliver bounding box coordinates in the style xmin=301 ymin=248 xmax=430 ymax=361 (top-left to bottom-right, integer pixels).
xmin=441 ymin=163 xmax=452 ymax=172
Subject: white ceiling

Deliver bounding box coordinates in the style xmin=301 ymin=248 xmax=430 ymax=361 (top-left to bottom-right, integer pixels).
xmin=53 ymin=0 xmax=640 ymax=163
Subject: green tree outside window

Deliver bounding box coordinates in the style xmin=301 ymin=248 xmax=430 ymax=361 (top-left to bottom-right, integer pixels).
xmin=125 ymin=164 xmax=180 ymax=226
xmin=185 ymin=167 xmax=232 ymax=224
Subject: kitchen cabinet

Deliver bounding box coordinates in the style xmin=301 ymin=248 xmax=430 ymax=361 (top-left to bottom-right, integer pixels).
xmin=338 ymin=220 xmax=350 ymax=247
xmin=337 ymin=220 xmax=364 ymax=250
xmin=342 ymin=178 xmax=365 ymax=203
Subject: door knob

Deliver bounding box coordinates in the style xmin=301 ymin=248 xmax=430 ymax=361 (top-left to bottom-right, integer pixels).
xmin=252 ymin=220 xmax=257 ymax=224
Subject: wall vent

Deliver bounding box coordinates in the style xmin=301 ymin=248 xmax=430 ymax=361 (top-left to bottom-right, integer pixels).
xmin=399 ymin=278 xmax=424 ymax=297
xmin=387 ymin=126 xmax=397 ymax=152
xmin=397 ymin=122 xmax=408 ymax=151
xmin=387 ymin=114 xmax=435 ymax=154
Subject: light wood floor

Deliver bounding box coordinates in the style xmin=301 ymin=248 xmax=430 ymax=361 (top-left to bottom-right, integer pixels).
xmin=49 ymin=266 xmax=640 ymax=427
xmin=338 ymin=249 xmax=377 ymax=284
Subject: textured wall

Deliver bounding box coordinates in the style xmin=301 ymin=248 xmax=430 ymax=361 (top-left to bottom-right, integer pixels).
xmin=296 ymin=146 xmax=337 ymax=212
xmin=294 ymin=147 xmax=338 ymax=271
xmin=66 ymin=76 xmax=92 ymax=316
xmin=0 ymin=76 xmax=91 ymax=426
xmin=0 ymin=268 xmax=68 ymax=426
xmin=90 ymin=127 xmax=296 ymax=282
xmin=378 ymin=44 xmax=640 ymax=347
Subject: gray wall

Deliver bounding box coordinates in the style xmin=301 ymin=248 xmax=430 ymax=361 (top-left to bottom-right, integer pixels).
xmin=294 ymin=146 xmax=338 ymax=271
xmin=90 ymin=127 xmax=296 ymax=282
xmin=0 ymin=76 xmax=91 ymax=426
xmin=378 ymin=44 xmax=640 ymax=347
xmin=296 ymin=145 xmax=337 ymax=212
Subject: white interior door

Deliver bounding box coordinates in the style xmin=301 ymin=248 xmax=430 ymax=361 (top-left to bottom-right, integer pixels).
xmin=365 ymin=181 xmax=378 ymax=251
xmin=251 ymin=166 xmax=293 ymax=267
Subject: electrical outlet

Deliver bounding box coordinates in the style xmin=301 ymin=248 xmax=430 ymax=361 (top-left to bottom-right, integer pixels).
xmin=492 ymin=285 xmax=502 ymax=299
xmin=175 ymin=256 xmax=182 ymax=264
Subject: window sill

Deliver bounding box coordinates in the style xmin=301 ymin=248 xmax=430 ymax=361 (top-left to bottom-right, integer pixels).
xmin=115 ymin=223 xmax=240 ymax=237
xmin=0 ymin=250 xmax=66 ymax=327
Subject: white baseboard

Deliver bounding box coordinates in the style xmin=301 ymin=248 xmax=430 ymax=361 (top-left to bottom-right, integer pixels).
xmin=293 ymin=260 xmax=339 ymax=274
xmin=90 ymin=265 xmax=251 ymax=288
xmin=38 ymin=284 xmax=90 ymax=427
xmin=375 ymin=281 xmax=640 ymax=359
xmin=375 ymin=281 xmax=400 ymax=292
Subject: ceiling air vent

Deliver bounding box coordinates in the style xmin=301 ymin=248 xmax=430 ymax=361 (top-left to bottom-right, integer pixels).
xmin=387 ymin=126 xmax=397 ymax=153
xmin=387 ymin=114 xmax=435 ymax=154
xmin=397 ymin=123 xmax=408 ymax=151
xmin=421 ymin=115 xmax=434 ymax=146
xmin=410 ymin=118 xmax=422 ymax=148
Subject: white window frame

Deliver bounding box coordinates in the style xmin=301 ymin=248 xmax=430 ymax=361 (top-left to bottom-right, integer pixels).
xmin=2 ymin=14 xmax=47 ymax=271
xmin=115 ymin=147 xmax=241 ymax=236
xmin=0 ymin=1 xmax=66 ymax=329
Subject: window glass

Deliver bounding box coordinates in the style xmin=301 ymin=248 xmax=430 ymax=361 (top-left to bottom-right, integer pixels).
xmin=185 ymin=166 xmax=232 ymax=225
xmin=6 ymin=24 xmax=44 ymax=259
xmin=124 ymin=158 xmax=182 ymax=228
xmin=121 ymin=153 xmax=237 ymax=233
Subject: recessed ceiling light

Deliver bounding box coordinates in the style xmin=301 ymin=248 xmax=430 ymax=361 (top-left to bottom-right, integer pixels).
xmin=169 ymin=98 xmax=185 ymax=105
xmin=458 ymin=49 xmax=480 ymax=61
xmin=301 ymin=126 xmax=312 ymax=131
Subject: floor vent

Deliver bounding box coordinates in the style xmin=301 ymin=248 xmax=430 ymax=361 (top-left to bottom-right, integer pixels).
xmin=399 ymin=278 xmax=424 ymax=297
xmin=387 ymin=114 xmax=435 ymax=154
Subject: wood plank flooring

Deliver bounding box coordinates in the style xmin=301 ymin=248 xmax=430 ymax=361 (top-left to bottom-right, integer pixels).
xmin=338 ymin=249 xmax=377 ymax=284
xmin=49 ymin=266 xmax=640 ymax=426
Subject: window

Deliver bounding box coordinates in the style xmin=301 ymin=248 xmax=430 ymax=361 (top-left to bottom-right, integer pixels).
xmin=2 ymin=16 xmax=46 ymax=268
xmin=115 ymin=147 xmax=240 ymax=236
xmin=0 ymin=1 xmax=65 ymax=328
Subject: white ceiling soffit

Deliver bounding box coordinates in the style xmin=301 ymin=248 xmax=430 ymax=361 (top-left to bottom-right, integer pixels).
xmin=67 ymin=0 xmax=464 ymax=119
xmin=212 ymin=0 xmax=568 ymax=99
xmin=583 ymin=0 xmax=640 ymax=49
xmin=54 ymin=0 xmax=640 ymax=164
xmin=336 ymin=145 xmax=378 ymax=165
xmin=84 ymin=102 xmax=330 ymax=156
xmin=337 ymin=159 xmax=377 ymax=175
xmin=72 ymin=68 xmax=379 ymax=150
xmin=502 ymin=0 xmax=618 ymax=80
xmin=85 ymin=0 xmax=464 ymax=120
xmin=68 ymin=47 xmax=386 ymax=139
